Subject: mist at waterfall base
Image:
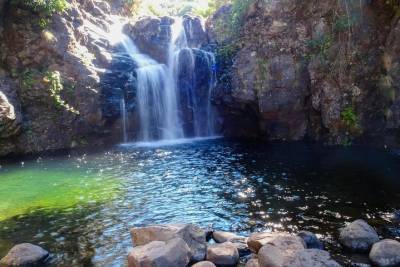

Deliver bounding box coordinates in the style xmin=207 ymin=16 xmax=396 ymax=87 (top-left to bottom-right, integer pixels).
xmin=116 ymin=18 xmax=218 ymax=145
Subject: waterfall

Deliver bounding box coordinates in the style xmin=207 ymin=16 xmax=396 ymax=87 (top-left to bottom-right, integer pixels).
xmin=119 ymin=32 xmax=184 ymax=141
xmin=116 ymin=17 xmax=217 ymax=142
xmin=120 ymin=98 xmax=128 ymax=142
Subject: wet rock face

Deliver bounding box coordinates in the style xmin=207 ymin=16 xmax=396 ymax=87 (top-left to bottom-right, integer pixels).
xmin=123 ymin=16 xmax=174 ymax=64
xmin=182 ymin=15 xmax=208 ymax=48
xmin=0 ymin=243 xmax=49 ymax=267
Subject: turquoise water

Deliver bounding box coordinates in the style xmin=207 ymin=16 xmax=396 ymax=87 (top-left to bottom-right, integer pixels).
xmin=0 ymin=140 xmax=399 ymax=266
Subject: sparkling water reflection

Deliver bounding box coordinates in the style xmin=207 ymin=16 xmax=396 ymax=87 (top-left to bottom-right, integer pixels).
xmin=0 ymin=140 xmax=400 ymax=266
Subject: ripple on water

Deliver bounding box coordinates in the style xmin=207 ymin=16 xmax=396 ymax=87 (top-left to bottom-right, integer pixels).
xmin=0 ymin=140 xmax=400 ymax=265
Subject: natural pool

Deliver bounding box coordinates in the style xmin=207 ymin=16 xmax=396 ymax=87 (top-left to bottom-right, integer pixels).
xmin=0 ymin=139 xmax=399 ymax=266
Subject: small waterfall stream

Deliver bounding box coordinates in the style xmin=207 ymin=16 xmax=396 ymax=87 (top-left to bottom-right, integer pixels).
xmin=117 ymin=17 xmax=217 ymax=143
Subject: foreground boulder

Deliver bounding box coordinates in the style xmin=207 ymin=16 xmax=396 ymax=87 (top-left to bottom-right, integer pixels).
xmin=192 ymin=261 xmax=216 ymax=267
xmin=245 ymin=257 xmax=259 ymax=267
xmin=0 ymin=243 xmax=49 ymax=267
xmin=339 ymin=220 xmax=379 ymax=252
xmin=258 ymin=235 xmax=306 ymax=267
xmin=284 ymin=249 xmax=341 ymax=267
xmin=127 ymin=238 xmax=191 ymax=267
xmin=212 ymin=231 xmax=250 ymax=256
xmin=206 ymin=242 xmax=239 ymax=266
xmin=247 ymin=232 xmax=285 ymax=253
xmin=130 ymin=224 xmax=206 ymax=262
xmin=369 ymin=239 xmax=400 ymax=267
xmin=213 ymin=231 xmax=244 ymax=243
xmin=297 ymin=231 xmax=324 ymax=250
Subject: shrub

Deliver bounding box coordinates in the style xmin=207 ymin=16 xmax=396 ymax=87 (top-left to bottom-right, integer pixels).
xmin=341 ymin=106 xmax=358 ymax=128
xmin=13 ymin=0 xmax=68 ymax=16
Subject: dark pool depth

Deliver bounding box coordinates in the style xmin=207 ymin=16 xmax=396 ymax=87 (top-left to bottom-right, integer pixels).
xmin=0 ymin=140 xmax=400 ymax=266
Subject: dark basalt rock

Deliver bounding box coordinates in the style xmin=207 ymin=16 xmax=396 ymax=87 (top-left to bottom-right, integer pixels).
xmin=297 ymin=231 xmax=324 ymax=250
xmin=182 ymin=15 xmax=208 ymax=49
xmin=123 ymin=16 xmax=174 ymax=64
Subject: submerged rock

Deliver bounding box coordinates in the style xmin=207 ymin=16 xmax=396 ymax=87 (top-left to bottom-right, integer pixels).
xmin=369 ymin=239 xmax=400 ymax=267
xmin=297 ymin=231 xmax=324 ymax=250
xmin=127 ymin=238 xmax=190 ymax=267
xmin=130 ymin=224 xmax=206 ymax=262
xmin=206 ymin=242 xmax=239 ymax=266
xmin=0 ymin=243 xmax=49 ymax=267
xmin=339 ymin=220 xmax=379 ymax=252
xmin=258 ymin=235 xmax=306 ymax=267
xmin=284 ymin=249 xmax=341 ymax=267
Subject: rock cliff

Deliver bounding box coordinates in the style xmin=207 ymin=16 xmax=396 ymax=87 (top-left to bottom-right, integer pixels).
xmin=209 ymin=0 xmax=400 ymax=146
xmin=0 ymin=0 xmax=131 ymax=156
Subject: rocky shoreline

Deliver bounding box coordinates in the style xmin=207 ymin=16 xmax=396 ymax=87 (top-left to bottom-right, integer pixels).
xmin=1 ymin=219 xmax=400 ymax=267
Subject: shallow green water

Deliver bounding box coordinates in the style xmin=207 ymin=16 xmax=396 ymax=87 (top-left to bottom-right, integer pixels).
xmin=0 ymin=166 xmax=118 ymax=221
xmin=0 ymin=140 xmax=400 ymax=266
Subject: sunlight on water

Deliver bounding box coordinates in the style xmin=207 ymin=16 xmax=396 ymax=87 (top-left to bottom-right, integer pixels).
xmin=0 ymin=140 xmax=399 ymax=266
xmin=0 ymin=161 xmax=119 ymax=221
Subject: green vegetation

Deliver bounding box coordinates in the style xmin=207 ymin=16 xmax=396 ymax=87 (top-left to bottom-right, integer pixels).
xmin=11 ymin=0 xmax=68 ymax=28
xmin=340 ymin=106 xmax=362 ymax=146
xmin=306 ymin=35 xmax=333 ymax=60
xmin=341 ymin=106 xmax=358 ymax=128
xmin=333 ymin=15 xmax=357 ymax=32
xmin=21 ymin=69 xmax=36 ymax=89
xmin=44 ymin=71 xmax=79 ymax=114
xmin=13 ymin=0 xmax=68 ymax=15
xmin=19 ymin=69 xmax=79 ymax=114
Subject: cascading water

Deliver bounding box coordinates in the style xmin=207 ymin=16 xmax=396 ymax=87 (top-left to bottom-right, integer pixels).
xmin=115 ymin=17 xmax=217 ymax=142
xmin=169 ymin=18 xmax=217 ymax=138
xmin=120 ymin=98 xmax=128 ymax=143
xmin=118 ymin=31 xmax=184 ymax=141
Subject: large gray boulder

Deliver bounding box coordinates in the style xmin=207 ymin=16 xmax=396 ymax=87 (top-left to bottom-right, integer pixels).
xmin=339 ymin=220 xmax=379 ymax=252
xmin=369 ymin=239 xmax=400 ymax=267
xmin=206 ymin=242 xmax=239 ymax=266
xmin=247 ymin=232 xmax=285 ymax=253
xmin=258 ymin=235 xmax=306 ymax=267
xmin=127 ymin=238 xmax=191 ymax=267
xmin=130 ymin=224 xmax=206 ymax=262
xmin=283 ymin=249 xmax=341 ymax=267
xmin=0 ymin=243 xmax=49 ymax=267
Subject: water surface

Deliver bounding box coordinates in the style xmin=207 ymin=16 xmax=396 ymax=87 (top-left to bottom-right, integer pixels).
xmin=0 ymin=140 xmax=399 ymax=266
